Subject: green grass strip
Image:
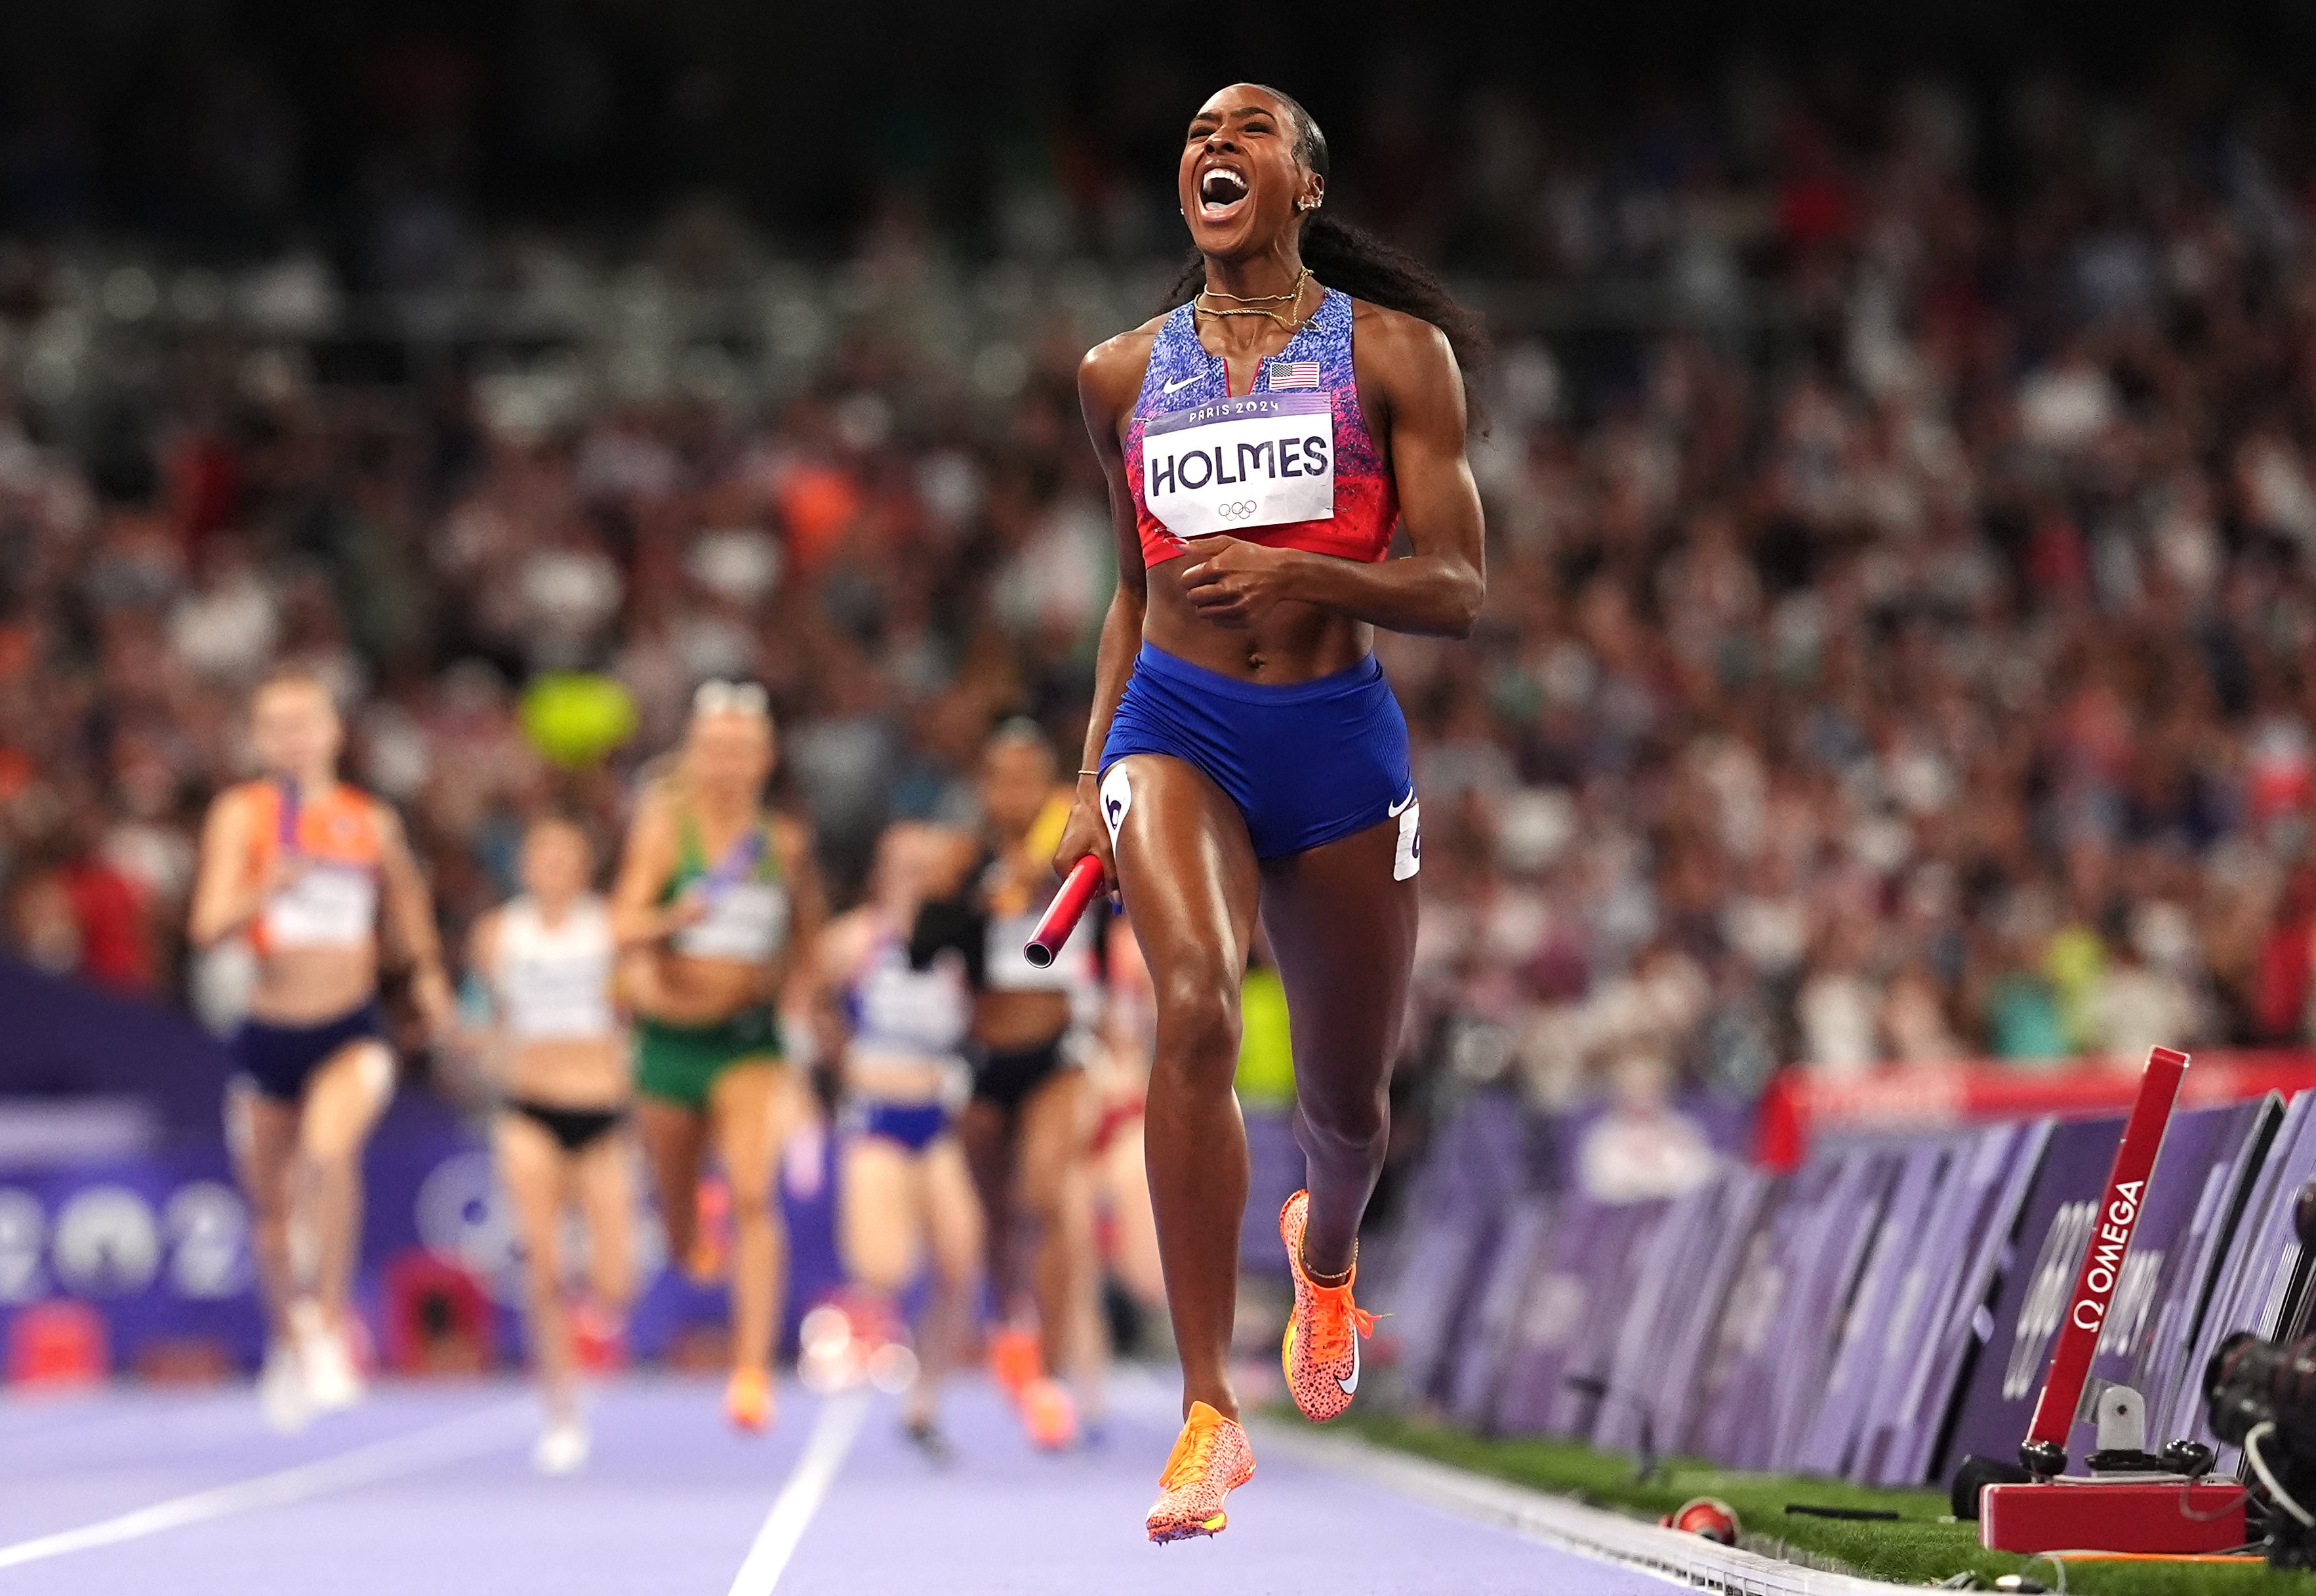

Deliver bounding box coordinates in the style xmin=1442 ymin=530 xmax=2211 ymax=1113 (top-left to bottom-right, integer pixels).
xmin=1343 ymin=1414 xmax=2313 ymax=1595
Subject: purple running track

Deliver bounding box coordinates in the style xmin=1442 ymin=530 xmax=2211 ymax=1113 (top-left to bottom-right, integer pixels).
xmin=0 ymin=1375 xmax=1673 ymax=1595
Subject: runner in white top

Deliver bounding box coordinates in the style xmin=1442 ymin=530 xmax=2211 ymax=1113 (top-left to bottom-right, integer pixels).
xmin=466 ymin=815 xmax=632 ymax=1475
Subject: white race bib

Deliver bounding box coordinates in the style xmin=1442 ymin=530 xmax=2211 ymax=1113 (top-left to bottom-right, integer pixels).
xmin=502 ymin=952 xmax=616 ymax=1040
xmin=1143 ymin=392 xmax=1333 ymax=539
xmin=262 ymin=865 xmax=377 ymax=949
xmin=674 ymin=880 xmax=788 ymax=963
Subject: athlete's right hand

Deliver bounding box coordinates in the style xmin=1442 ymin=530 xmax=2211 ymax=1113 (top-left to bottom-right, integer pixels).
xmin=1053 ymin=778 xmax=1117 ymax=897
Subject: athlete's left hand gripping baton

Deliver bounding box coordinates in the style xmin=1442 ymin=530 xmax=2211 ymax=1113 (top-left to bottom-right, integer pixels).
xmin=1024 ymin=856 xmax=1107 ymax=970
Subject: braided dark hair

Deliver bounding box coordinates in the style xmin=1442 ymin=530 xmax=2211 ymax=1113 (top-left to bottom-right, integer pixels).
xmin=1164 ymin=85 xmax=1487 ymax=380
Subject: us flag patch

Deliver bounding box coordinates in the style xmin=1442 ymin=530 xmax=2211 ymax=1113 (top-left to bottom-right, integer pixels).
xmin=1266 ymin=360 xmax=1321 ymax=390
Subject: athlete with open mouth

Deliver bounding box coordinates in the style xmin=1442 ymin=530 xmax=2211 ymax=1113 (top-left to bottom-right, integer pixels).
xmin=1057 ymin=81 xmax=1488 ymax=1543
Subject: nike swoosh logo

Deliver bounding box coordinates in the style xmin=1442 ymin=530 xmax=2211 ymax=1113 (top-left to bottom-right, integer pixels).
xmin=1162 ymin=373 xmax=1202 ymax=396
xmin=1339 ymin=1334 xmax=1360 ymax=1397
xmin=1387 ymin=787 xmax=1417 ymax=817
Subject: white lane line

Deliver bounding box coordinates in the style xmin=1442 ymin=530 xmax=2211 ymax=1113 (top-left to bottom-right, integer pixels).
xmin=0 ymin=1400 xmax=531 ymax=1574
xmin=725 ymin=1391 xmax=870 ymax=1596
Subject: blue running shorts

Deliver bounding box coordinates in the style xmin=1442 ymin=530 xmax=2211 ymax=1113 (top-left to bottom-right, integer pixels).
xmin=1099 ymin=644 xmax=1419 ymax=868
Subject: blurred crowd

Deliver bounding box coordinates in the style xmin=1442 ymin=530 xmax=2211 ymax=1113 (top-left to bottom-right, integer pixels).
xmin=10 ymin=61 xmax=2316 ymax=1113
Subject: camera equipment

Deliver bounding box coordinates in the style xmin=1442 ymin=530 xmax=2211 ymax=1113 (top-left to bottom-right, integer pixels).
xmin=2201 ymin=1175 xmax=2316 ymax=1570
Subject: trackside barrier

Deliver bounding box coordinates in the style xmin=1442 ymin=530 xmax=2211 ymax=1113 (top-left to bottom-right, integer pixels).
xmin=1392 ymin=1055 xmax=2316 ymax=1498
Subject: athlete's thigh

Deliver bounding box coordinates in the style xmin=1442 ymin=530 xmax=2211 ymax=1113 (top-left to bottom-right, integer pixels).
xmin=921 ymin=1136 xmax=984 ymax=1286
xmin=839 ymin=1135 xmax=923 ymax=1290
xmin=300 ymin=1039 xmax=394 ymax=1163
xmin=1013 ymin=1067 xmax=1089 ymax=1216
xmin=1257 ymin=815 xmax=1418 ymax=1109
xmin=1107 ymin=754 xmax=1262 ymax=1033
xmin=494 ymin=1114 xmax=568 ymax=1274
xmin=707 ymin=1061 xmax=788 ymax=1202
xmin=571 ymin=1130 xmax=637 ymax=1303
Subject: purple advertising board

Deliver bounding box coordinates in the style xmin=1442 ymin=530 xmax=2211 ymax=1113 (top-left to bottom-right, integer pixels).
xmin=2136 ymin=1095 xmax=2283 ymax=1448
xmin=1877 ymin=1115 xmax=2056 ymax=1485
xmin=1939 ymin=1104 xmax=2267 ymax=1477
xmin=1543 ymin=1196 xmax=1675 ymax=1437
xmin=2168 ymin=1090 xmax=2316 ymax=1465
xmin=1791 ymin=1138 xmax=1959 ymax=1477
xmin=1446 ymin=1197 xmax=1557 ymax=1428
xmin=1851 ymin=1118 xmax=2052 ymax=1485
xmin=2091 ymin=1097 xmax=2275 ymax=1456
xmin=1491 ymin=1197 xmax=1668 ymax=1436
xmin=1763 ymin=1150 xmax=1901 ymax=1471
xmin=1592 ymin=1165 xmax=1775 ymax=1458
xmin=1686 ymin=1155 xmax=1898 ymax=1470
xmin=1243 ymin=1108 xmax=1307 ymax=1282
xmin=1382 ymin=1204 xmax=1499 ymax=1406
xmin=0 ymin=1094 xmax=849 ymax=1377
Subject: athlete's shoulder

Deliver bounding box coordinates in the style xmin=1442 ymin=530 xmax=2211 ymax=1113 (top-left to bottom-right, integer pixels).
xmin=1079 ymin=315 xmax=1168 ymax=411
xmin=348 ymin=787 xmax=403 ymax=846
xmin=201 ymin=780 xmax=270 ymax=846
xmin=333 ymin=781 xmax=390 ymax=820
xmin=1348 ymin=298 xmax=1456 ymax=369
xmin=214 ymin=777 xmax=274 ymax=812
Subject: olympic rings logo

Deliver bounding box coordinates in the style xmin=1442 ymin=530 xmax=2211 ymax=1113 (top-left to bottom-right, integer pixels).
xmin=1215 ymin=501 xmax=1259 ymax=520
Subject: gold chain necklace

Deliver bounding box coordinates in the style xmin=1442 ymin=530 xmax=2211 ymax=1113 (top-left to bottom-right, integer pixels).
xmin=1194 ymin=268 xmax=1315 ymax=331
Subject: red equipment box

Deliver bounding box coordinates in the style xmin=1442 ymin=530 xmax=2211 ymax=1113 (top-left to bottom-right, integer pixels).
xmin=1981 ymin=1479 xmax=2246 ymax=1555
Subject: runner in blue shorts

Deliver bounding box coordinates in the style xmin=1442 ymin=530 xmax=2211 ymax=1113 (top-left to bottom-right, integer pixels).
xmin=1057 ymin=81 xmax=1488 ymax=1542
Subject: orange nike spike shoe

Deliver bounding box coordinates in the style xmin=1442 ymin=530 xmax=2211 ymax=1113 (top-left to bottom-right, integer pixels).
xmin=1145 ymin=1401 xmax=1255 ymax=1544
xmin=1280 ymin=1190 xmax=1375 ymax=1423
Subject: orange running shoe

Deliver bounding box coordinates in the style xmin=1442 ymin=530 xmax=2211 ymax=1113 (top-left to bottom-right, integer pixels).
xmin=1280 ymin=1190 xmax=1375 ymax=1423
xmin=725 ymin=1366 xmax=774 ymax=1433
xmin=1145 ymin=1401 xmax=1255 ymax=1544
xmin=1020 ymin=1376 xmax=1078 ymax=1450
xmin=988 ymin=1324 xmax=1041 ymax=1402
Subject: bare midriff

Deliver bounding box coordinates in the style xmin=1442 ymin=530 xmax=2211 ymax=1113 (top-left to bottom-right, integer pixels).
xmin=637 ymin=951 xmax=765 ymax=1027
xmin=249 ymin=946 xmax=378 ymax=1027
xmin=508 ymin=1036 xmax=628 ymax=1107
xmin=1143 ymin=548 xmax=1375 ymax=684
xmin=975 ymin=989 xmax=1072 ymax=1054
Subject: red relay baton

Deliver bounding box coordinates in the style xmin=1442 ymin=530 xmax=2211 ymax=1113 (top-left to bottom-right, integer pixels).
xmin=1024 ymin=856 xmax=1106 ymax=970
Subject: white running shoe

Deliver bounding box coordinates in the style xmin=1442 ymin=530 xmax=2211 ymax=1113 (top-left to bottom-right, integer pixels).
xmin=258 ymin=1342 xmax=310 ymax=1434
xmin=291 ymin=1301 xmax=365 ymax=1414
xmin=533 ymin=1420 xmax=590 ymax=1475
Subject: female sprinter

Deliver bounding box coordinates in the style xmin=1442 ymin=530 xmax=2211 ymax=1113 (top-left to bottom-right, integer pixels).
xmin=817 ymin=822 xmax=981 ymax=1459
xmin=1057 ymin=83 xmax=1486 ymax=1542
xmin=188 ymin=670 xmax=455 ymax=1430
xmin=468 ymin=815 xmax=632 ymax=1473
xmin=911 ymin=722 xmax=1103 ymax=1447
xmin=611 ymin=682 xmax=826 ymax=1431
